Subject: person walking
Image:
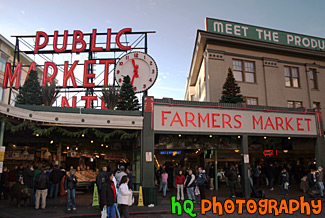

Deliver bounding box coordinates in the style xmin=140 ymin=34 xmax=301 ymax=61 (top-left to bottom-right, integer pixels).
xmin=265 ymin=163 xmax=275 ymax=190
xmin=208 ymin=164 xmax=215 ymax=190
xmin=226 ymin=165 xmax=237 ymax=198
xmin=175 ymin=170 xmax=185 ymax=201
xmin=34 ymin=167 xmax=49 ymax=210
xmin=184 ymin=169 xmax=196 ymax=203
xmin=315 ymin=166 xmax=324 ymax=198
xmin=0 ymin=167 xmax=9 ymax=200
xmin=280 ymin=168 xmax=289 ymax=195
xmin=117 ymin=176 xmax=132 ymax=218
xmin=96 ymin=166 xmax=108 ymax=208
xmin=23 ymin=165 xmax=35 ymax=206
xmin=100 ymin=172 xmax=117 ymax=218
xmin=126 ymin=168 xmax=133 ymax=190
xmin=161 ymin=170 xmax=168 ymax=197
xmin=64 ymin=169 xmax=78 ymax=211
xmin=49 ymin=165 xmax=61 ymax=199
xmin=196 ymin=167 xmax=207 ymax=200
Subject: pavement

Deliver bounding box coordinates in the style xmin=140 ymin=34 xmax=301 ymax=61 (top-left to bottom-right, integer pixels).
xmin=0 ymin=183 xmax=324 ymax=218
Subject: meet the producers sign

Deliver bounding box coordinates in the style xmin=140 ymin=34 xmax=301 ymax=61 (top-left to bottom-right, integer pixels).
xmin=205 ymin=18 xmax=325 ymax=51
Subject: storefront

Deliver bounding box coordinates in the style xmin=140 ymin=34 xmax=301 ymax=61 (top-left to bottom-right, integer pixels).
xmin=142 ymin=97 xmax=324 ymax=199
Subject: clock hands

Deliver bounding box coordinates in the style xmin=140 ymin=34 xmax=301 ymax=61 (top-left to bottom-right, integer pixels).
xmin=131 ymin=59 xmax=139 ymax=85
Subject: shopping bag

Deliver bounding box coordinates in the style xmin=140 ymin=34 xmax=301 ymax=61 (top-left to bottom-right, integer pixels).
xmin=128 ymin=193 xmax=133 ymax=206
xmin=284 ymin=182 xmax=289 ymax=190
xmin=194 ymin=186 xmax=200 ymax=196
xmin=101 ymin=207 xmax=107 ymax=218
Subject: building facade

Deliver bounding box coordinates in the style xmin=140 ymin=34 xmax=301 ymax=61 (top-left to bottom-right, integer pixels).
xmin=0 ymin=35 xmax=43 ymax=106
xmin=185 ymin=18 xmax=325 ymax=128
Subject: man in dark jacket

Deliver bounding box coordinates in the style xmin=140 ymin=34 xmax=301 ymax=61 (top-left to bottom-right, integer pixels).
xmin=0 ymin=167 xmax=9 ymax=200
xmin=280 ymin=168 xmax=289 ymax=195
xmin=49 ymin=165 xmax=61 ymax=199
xmin=265 ymin=163 xmax=275 ymax=190
xmin=96 ymin=166 xmax=108 ymax=191
xmin=23 ymin=165 xmax=35 ymax=206
xmin=226 ymin=165 xmax=237 ymax=198
xmin=34 ymin=167 xmax=49 ymax=210
xmin=315 ymin=166 xmax=324 ymax=197
xmin=196 ymin=167 xmax=207 ymax=200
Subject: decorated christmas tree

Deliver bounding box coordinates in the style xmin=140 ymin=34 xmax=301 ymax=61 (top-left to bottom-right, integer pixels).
xmin=16 ymin=70 xmax=43 ymax=105
xmin=116 ymin=75 xmax=140 ymax=111
xmin=220 ymin=68 xmax=245 ymax=103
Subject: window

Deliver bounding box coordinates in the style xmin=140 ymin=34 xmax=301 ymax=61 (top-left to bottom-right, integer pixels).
xmin=245 ymin=97 xmax=258 ymax=105
xmin=309 ymin=69 xmax=318 ymax=89
xmin=284 ymin=66 xmax=300 ymax=88
xmin=288 ymin=101 xmax=303 ymax=108
xmin=232 ymin=59 xmax=256 ymax=83
xmin=313 ymin=102 xmax=321 ymax=109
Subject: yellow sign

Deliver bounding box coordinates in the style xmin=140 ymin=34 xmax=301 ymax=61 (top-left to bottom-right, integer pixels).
xmin=92 ymin=183 xmax=99 ymax=206
xmin=0 ymin=146 xmax=6 ymax=162
xmin=138 ymin=186 xmax=144 ymax=207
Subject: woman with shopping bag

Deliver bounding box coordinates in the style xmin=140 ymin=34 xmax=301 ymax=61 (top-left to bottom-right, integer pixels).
xmin=117 ymin=175 xmax=132 ymax=218
xmin=100 ymin=172 xmax=117 ymax=218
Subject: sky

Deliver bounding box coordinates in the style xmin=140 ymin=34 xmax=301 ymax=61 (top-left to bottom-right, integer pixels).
xmin=0 ymin=0 xmax=324 ymax=101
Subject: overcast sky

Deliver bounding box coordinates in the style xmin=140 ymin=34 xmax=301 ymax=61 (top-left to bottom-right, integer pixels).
xmin=0 ymin=0 xmax=324 ymax=101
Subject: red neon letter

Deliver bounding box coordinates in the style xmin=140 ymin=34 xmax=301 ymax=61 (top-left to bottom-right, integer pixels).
xmin=212 ymin=113 xmax=220 ymax=128
xmin=185 ymin=112 xmax=196 ymax=127
xmin=234 ymin=115 xmax=242 ymax=129
xmin=101 ymin=99 xmax=108 ymax=109
xmin=53 ymin=30 xmax=68 ymax=53
xmin=2 ymin=62 xmax=22 ymax=89
xmin=305 ymin=119 xmax=311 ymax=131
xmin=83 ymin=60 xmax=96 ymax=87
xmin=106 ymin=29 xmax=112 ymax=51
xmin=63 ymin=61 xmax=78 ymax=88
xmin=91 ymin=29 xmax=103 ymax=52
xmin=34 ymin=31 xmax=49 ymax=53
xmin=170 ymin=112 xmax=184 ymax=127
xmin=72 ymin=30 xmax=87 ymax=53
xmin=253 ymin=116 xmax=263 ymax=129
xmin=264 ymin=117 xmax=275 ymax=130
xmin=198 ymin=113 xmax=210 ymax=127
xmin=61 ymin=96 xmax=77 ymax=108
xmin=222 ymin=114 xmax=233 ymax=128
xmin=81 ymin=96 xmax=97 ymax=108
xmin=275 ymin=117 xmax=284 ymax=130
xmin=162 ymin=111 xmax=171 ymax=126
xmin=99 ymin=59 xmax=115 ymax=87
xmin=285 ymin=118 xmax=294 ymax=131
xmin=297 ymin=118 xmax=304 ymax=131
xmin=43 ymin=62 xmax=58 ymax=87
xmin=25 ymin=62 xmax=36 ymax=80
xmin=116 ymin=28 xmax=132 ymax=50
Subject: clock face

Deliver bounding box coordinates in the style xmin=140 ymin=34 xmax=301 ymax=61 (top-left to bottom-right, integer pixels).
xmin=115 ymin=52 xmax=158 ymax=93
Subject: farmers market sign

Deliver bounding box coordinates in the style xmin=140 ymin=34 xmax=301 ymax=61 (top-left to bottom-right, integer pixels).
xmin=205 ymin=18 xmax=325 ymax=51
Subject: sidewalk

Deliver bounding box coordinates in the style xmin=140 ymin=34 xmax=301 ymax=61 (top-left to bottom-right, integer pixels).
xmin=0 ymin=183 xmax=322 ymax=218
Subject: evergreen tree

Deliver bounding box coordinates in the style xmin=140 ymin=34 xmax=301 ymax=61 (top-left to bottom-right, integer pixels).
xmin=116 ymin=75 xmax=140 ymax=111
xmin=16 ymin=70 xmax=43 ymax=105
xmin=220 ymin=68 xmax=245 ymax=103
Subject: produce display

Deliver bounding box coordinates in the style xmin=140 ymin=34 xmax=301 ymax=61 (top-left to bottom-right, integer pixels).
xmin=76 ymin=170 xmax=97 ymax=182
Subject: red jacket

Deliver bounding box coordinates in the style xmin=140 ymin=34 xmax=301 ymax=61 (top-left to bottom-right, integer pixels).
xmin=175 ymin=175 xmax=185 ymax=186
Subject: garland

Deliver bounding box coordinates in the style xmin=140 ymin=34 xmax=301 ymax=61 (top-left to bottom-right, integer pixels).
xmin=0 ymin=115 xmax=138 ymax=142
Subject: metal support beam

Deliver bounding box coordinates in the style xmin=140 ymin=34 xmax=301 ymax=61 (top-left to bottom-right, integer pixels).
xmin=214 ymin=149 xmax=218 ymax=191
xmin=241 ymin=134 xmax=250 ymax=199
xmin=0 ymin=121 xmax=5 ymax=146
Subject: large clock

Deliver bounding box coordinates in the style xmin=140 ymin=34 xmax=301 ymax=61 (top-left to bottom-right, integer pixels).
xmin=115 ymin=52 xmax=158 ymax=93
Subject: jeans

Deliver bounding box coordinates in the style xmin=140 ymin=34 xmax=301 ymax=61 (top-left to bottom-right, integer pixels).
xmin=198 ymin=184 xmax=206 ymax=199
xmin=67 ymin=189 xmax=76 ymax=209
xmin=229 ymin=181 xmax=236 ymax=197
xmin=186 ymin=187 xmax=195 ymax=201
xmin=176 ymin=184 xmax=184 ymax=200
xmin=107 ymin=205 xmax=116 ymax=218
xmin=162 ymin=181 xmax=167 ymax=196
xmin=269 ymin=178 xmax=274 ymax=189
xmin=281 ymin=182 xmax=289 ymax=195
xmin=0 ymin=184 xmax=8 ymax=199
xmin=50 ymin=183 xmax=59 ymax=199
xmin=316 ymin=181 xmax=324 ymax=197
xmin=159 ymin=177 xmax=162 ymax=191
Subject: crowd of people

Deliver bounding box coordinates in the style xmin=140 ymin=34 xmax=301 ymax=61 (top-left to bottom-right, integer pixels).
xmin=0 ymin=163 xmax=134 ymax=218
xmin=155 ymin=160 xmax=324 ymax=201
